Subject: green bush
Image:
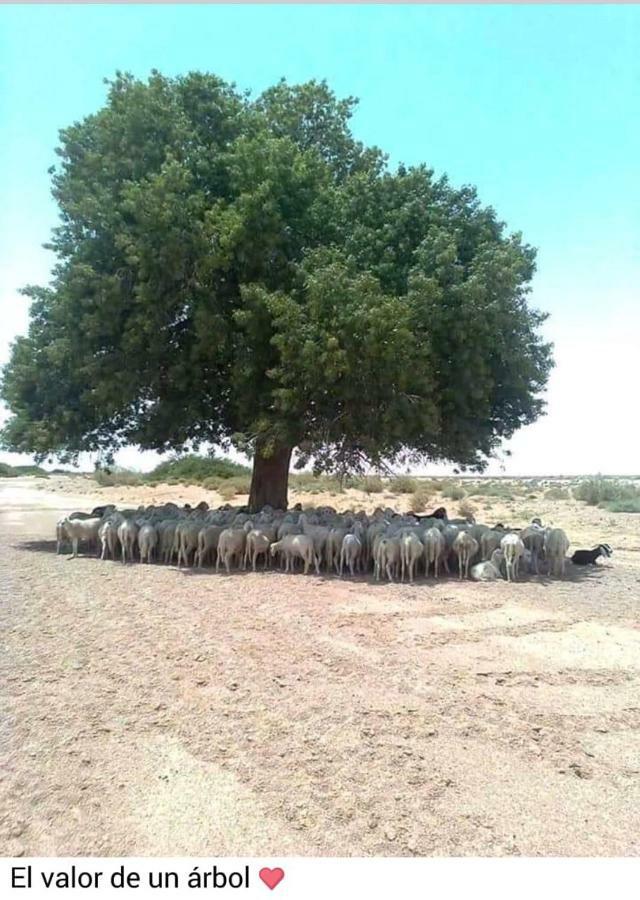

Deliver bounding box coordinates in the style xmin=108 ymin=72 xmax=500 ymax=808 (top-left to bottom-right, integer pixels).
xmin=469 ymin=481 xmax=514 ymax=500
xmin=544 ymin=486 xmax=570 ymax=500
xmin=389 ymin=475 xmax=419 ymax=494
xmin=223 ymin=475 xmax=252 ymax=498
xmin=441 ymin=482 xmax=466 ymax=500
xmin=146 ymin=454 xmax=250 ymax=484
xmin=604 ymin=498 xmax=640 ymax=514
xmin=290 ymin=472 xmax=342 ymax=493
xmin=362 ymin=475 xmax=384 ymax=494
xmin=94 ymin=467 xmax=143 ymax=487
xmin=0 ymin=462 xmax=49 ymax=477
xmin=458 ymin=499 xmax=476 ymax=520
xmin=574 ymin=476 xmax=639 ymax=506
xmin=410 ymin=487 xmax=430 ymax=513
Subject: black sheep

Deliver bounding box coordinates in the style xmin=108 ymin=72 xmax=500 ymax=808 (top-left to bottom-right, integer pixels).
xmin=571 ymin=544 xmax=612 ymax=565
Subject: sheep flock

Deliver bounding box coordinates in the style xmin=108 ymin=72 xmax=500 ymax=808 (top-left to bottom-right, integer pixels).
xmin=54 ymin=500 xmax=588 ymax=583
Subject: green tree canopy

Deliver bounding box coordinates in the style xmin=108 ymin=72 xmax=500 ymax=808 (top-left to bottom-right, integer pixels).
xmin=1 ymin=71 xmax=553 ymax=509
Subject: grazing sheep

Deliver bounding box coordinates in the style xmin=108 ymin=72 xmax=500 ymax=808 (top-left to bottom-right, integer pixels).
xmin=339 ymin=533 xmax=362 ymax=577
xmin=117 ymin=519 xmax=139 ymax=564
xmin=544 ymin=528 xmax=571 ymax=578
xmin=500 ymin=533 xmax=525 ymax=582
xmin=453 ymin=531 xmax=479 ymax=580
xmin=571 ymin=544 xmax=612 ymax=566
xmin=423 ymin=526 xmax=446 ymax=578
xmin=138 ymin=523 xmax=158 ymax=564
xmin=400 ymin=532 xmax=424 ymax=583
xmin=270 ymin=534 xmax=317 ymax=575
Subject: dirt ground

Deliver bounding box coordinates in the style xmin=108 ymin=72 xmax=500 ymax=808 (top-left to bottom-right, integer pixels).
xmin=1 ymin=475 xmax=640 ymax=857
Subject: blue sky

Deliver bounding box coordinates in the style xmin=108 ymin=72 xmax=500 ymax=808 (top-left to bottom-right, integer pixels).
xmin=1 ymin=4 xmax=638 ymax=475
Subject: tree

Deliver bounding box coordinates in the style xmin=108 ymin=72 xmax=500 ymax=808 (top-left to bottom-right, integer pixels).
xmin=1 ymin=71 xmax=553 ymax=510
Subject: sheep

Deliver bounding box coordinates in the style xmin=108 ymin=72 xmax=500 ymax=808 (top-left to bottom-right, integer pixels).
xmin=55 ymin=517 xmax=69 ymax=554
xmin=423 ymin=526 xmax=445 ymax=578
xmin=216 ymin=528 xmax=247 ymax=574
xmin=269 ymin=534 xmax=317 ymax=575
xmin=244 ymin=528 xmax=274 ymax=571
xmin=375 ymin=536 xmax=400 ymax=582
xmin=177 ymin=521 xmax=202 ymax=568
xmin=452 ymin=531 xmax=479 ymax=580
xmin=400 ymin=532 xmax=424 ymax=583
xmin=521 ymin=525 xmax=545 ymax=574
xmin=158 ymin=521 xmax=178 ymax=564
xmin=480 ymin=529 xmax=503 ymax=562
xmin=470 ymin=560 xmax=503 ymax=581
xmin=117 ymin=519 xmax=139 ymax=564
xmin=339 ymin=533 xmax=362 ymax=577
xmin=500 ymin=533 xmax=525 ymax=582
xmin=327 ymin=527 xmax=348 ymax=573
xmin=196 ymin=525 xmax=224 ymax=568
xmin=98 ymin=519 xmax=119 ymax=560
xmin=62 ymin=516 xmax=102 ymax=559
xmin=138 ymin=523 xmax=158 ymax=564
xmin=571 ymin=544 xmax=612 ymax=566
xmin=544 ymin=528 xmax=571 ymax=578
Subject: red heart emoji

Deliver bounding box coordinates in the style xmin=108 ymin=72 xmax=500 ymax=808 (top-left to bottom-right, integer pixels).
xmin=259 ymin=867 xmax=285 ymax=890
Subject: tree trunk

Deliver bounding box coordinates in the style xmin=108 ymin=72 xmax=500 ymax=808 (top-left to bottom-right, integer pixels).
xmin=248 ymin=443 xmax=293 ymax=512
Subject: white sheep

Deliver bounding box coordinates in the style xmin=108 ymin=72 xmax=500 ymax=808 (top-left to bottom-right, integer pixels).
xmin=138 ymin=523 xmax=158 ymax=564
xmin=521 ymin=524 xmax=545 ymax=575
xmin=216 ymin=528 xmax=247 ymax=574
xmin=269 ymin=534 xmax=317 ymax=575
xmin=453 ymin=531 xmax=479 ymax=580
xmin=117 ymin=519 xmax=139 ymax=564
xmin=544 ymin=528 xmax=571 ymax=578
xmin=470 ymin=560 xmax=503 ymax=581
xmin=339 ymin=533 xmax=362 ymax=577
xmin=375 ymin=536 xmax=400 ymax=582
xmin=500 ymin=533 xmax=525 ymax=582
xmin=244 ymin=528 xmax=274 ymax=571
xmin=423 ymin=527 xmax=445 ymax=578
xmin=196 ymin=525 xmax=224 ymax=568
xmin=400 ymin=532 xmax=423 ymax=583
xmin=63 ymin=516 xmax=102 ymax=559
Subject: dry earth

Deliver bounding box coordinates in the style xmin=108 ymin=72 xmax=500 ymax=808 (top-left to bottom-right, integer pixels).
xmin=1 ymin=475 xmax=640 ymax=856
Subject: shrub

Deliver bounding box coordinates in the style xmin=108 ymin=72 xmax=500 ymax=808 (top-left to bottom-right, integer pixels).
xmin=441 ymin=482 xmax=466 ymax=500
xmin=544 ymin=486 xmax=570 ymax=500
xmin=458 ymin=500 xmax=476 ymax=520
xmin=469 ymin=481 xmax=514 ymax=500
xmin=146 ymin=454 xmax=250 ymax=485
xmin=604 ymin=498 xmax=640 ymax=514
xmin=389 ymin=475 xmax=418 ymax=494
xmin=410 ymin=488 xmax=430 ymax=512
xmin=361 ymin=475 xmax=384 ymax=494
xmin=0 ymin=462 xmax=49 ymax=477
xmin=574 ymin=475 xmax=639 ymax=506
xmin=290 ymin=472 xmax=341 ymax=492
xmin=94 ymin=467 xmax=143 ymax=486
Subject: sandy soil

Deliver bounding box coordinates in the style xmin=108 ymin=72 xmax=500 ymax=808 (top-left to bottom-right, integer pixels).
xmin=1 ymin=476 xmax=640 ymax=857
